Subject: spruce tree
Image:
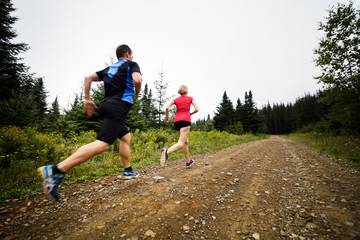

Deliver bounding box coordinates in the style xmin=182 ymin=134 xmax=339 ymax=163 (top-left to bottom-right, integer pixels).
xmin=140 ymin=83 xmax=157 ymax=129
xmin=31 ymin=78 xmax=48 ymax=124
xmin=213 ymin=91 xmax=234 ymax=131
xmin=242 ymin=91 xmax=261 ymax=134
xmin=0 ymin=0 xmax=29 ymax=102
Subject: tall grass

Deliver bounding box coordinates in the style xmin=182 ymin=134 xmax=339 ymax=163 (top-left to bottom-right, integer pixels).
xmin=0 ymin=126 xmax=267 ymax=202
xmin=285 ymin=132 xmax=360 ymax=168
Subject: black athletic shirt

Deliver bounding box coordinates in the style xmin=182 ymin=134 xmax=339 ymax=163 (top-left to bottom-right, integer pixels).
xmin=96 ymin=59 xmax=141 ymax=104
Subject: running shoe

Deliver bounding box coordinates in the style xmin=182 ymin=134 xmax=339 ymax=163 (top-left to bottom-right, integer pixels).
xmin=186 ymin=159 xmax=195 ymax=168
xmin=37 ymin=165 xmax=64 ymax=201
xmin=121 ymin=170 xmax=139 ymax=180
xmin=160 ymin=148 xmax=168 ymax=167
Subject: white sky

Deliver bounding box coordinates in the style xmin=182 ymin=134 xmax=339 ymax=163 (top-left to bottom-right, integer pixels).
xmin=12 ymin=0 xmax=359 ymax=121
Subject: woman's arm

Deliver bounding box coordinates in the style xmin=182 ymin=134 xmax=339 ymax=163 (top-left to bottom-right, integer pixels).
xmin=165 ymin=100 xmax=174 ymax=122
xmin=190 ymin=99 xmax=199 ymax=115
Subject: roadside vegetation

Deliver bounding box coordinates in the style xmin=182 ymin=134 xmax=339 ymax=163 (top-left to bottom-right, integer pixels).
xmin=285 ymin=133 xmax=360 ymax=169
xmin=0 ymin=126 xmax=267 ymax=202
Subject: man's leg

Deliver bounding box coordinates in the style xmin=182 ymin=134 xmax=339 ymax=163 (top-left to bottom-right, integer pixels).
xmin=57 ymin=140 xmax=110 ymax=173
xmin=119 ymin=133 xmax=131 ymax=168
xmin=119 ymin=133 xmax=138 ymax=179
xmin=38 ymin=140 xmax=110 ymax=200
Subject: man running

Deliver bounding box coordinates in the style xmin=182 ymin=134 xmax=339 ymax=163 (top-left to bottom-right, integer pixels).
xmin=37 ymin=44 xmax=142 ymax=201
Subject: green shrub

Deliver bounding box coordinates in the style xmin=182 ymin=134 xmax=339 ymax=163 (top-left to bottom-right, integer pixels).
xmin=0 ymin=126 xmax=267 ymax=202
xmin=286 ymin=132 xmax=360 ymax=168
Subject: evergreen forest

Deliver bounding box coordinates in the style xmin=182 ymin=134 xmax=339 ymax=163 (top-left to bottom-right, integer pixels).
xmin=1 ymin=0 xmax=359 ymax=157
xmin=0 ymin=0 xmax=360 ymax=202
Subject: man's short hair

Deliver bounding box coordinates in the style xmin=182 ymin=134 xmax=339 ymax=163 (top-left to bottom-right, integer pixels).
xmin=116 ymin=44 xmax=132 ymax=59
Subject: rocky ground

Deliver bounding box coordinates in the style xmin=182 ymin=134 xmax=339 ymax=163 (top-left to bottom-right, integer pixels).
xmin=0 ymin=136 xmax=359 ymax=240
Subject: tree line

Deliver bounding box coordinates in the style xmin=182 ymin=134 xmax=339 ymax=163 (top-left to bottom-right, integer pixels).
xmin=1 ymin=0 xmax=359 ymax=136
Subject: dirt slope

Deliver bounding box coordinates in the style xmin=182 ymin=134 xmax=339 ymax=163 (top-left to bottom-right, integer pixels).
xmin=1 ymin=136 xmax=360 ymax=240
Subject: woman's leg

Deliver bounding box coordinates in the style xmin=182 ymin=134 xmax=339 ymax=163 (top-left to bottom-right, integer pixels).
xmin=182 ymin=136 xmax=190 ymax=162
xmin=167 ymin=126 xmax=191 ymax=160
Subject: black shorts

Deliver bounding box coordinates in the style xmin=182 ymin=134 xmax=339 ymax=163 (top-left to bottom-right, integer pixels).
xmin=174 ymin=121 xmax=191 ymax=131
xmin=97 ymin=99 xmax=132 ymax=144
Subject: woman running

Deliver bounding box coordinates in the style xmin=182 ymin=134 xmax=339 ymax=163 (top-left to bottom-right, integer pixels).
xmin=160 ymin=85 xmax=199 ymax=167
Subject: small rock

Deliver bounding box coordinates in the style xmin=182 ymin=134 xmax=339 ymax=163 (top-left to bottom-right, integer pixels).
xmin=344 ymin=221 xmax=354 ymax=227
xmin=153 ymin=176 xmax=164 ymax=180
xmin=144 ymin=230 xmax=156 ymax=238
xmin=252 ymin=233 xmax=260 ymax=240
xmin=0 ymin=209 xmax=8 ymax=215
xmin=305 ymin=222 xmax=317 ymax=229
xmin=299 ymin=210 xmax=311 ymax=218
xmin=183 ymin=225 xmax=190 ymax=231
xmin=19 ymin=207 xmax=27 ymax=213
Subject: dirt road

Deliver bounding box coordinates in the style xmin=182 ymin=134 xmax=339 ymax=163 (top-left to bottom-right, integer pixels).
xmin=1 ymin=136 xmax=359 ymax=240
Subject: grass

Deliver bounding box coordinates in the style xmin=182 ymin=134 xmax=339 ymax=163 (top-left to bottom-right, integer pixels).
xmin=284 ymin=132 xmax=360 ymax=169
xmin=0 ymin=126 xmax=267 ymax=203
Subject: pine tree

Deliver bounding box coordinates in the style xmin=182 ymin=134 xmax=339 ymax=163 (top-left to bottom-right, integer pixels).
xmin=153 ymin=68 xmax=171 ymax=129
xmin=234 ymin=98 xmax=243 ymax=123
xmin=0 ymin=0 xmax=29 ymax=102
xmin=140 ymin=83 xmax=157 ymax=129
xmin=213 ymin=91 xmax=235 ymax=131
xmin=127 ymin=94 xmax=146 ymax=131
xmin=31 ymin=78 xmax=48 ymax=124
xmin=242 ymin=91 xmax=261 ymax=134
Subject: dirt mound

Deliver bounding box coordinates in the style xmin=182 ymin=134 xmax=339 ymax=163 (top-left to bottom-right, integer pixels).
xmin=1 ymin=136 xmax=359 ymax=239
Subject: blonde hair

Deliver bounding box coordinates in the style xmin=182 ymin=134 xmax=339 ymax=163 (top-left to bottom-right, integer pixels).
xmin=178 ymin=85 xmax=188 ymax=95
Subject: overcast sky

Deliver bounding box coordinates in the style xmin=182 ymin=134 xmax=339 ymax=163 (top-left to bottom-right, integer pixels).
xmin=12 ymin=0 xmax=359 ymax=121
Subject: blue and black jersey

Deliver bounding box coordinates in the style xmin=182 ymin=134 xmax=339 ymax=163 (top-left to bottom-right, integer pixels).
xmin=96 ymin=59 xmax=141 ymax=104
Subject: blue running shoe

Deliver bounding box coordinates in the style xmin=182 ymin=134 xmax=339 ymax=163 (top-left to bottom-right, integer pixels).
xmin=121 ymin=170 xmax=139 ymax=180
xmin=186 ymin=159 xmax=195 ymax=168
xmin=37 ymin=165 xmax=64 ymax=201
xmin=160 ymin=148 xmax=168 ymax=167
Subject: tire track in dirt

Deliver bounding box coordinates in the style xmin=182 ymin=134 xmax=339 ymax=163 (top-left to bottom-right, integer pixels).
xmin=1 ymin=136 xmax=359 ymax=239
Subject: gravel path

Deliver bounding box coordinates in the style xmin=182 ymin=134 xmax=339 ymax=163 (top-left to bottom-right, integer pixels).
xmin=1 ymin=136 xmax=359 ymax=239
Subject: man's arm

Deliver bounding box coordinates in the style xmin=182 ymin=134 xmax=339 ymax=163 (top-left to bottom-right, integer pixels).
xmin=132 ymin=72 xmax=142 ymax=99
xmin=83 ymin=73 xmax=100 ymax=116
